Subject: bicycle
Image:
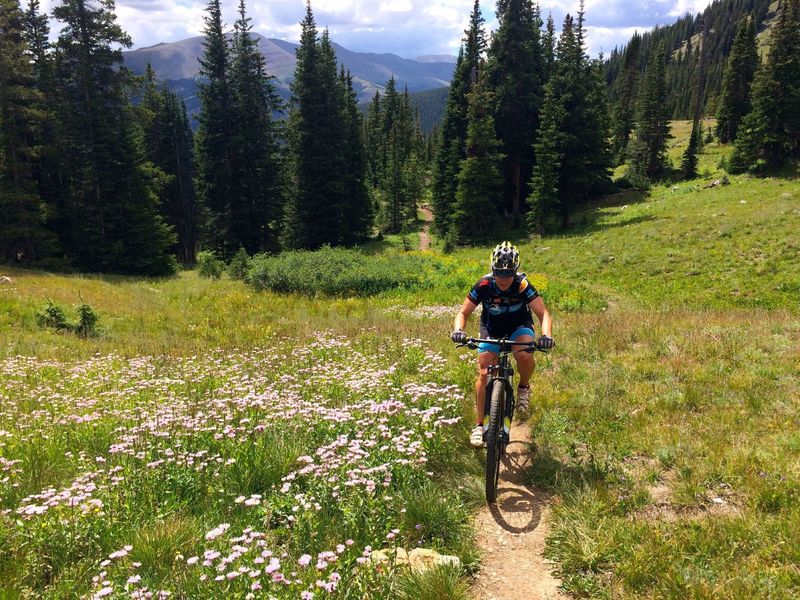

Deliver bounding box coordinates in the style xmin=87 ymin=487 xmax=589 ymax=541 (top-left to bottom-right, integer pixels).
xmin=458 ymin=336 xmax=547 ymax=504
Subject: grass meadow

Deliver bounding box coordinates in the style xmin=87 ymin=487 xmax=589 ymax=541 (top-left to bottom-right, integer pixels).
xmin=1 ymin=122 xmax=799 ymax=598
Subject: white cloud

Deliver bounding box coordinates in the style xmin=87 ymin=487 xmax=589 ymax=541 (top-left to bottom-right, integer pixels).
xmin=29 ymin=0 xmax=715 ymax=59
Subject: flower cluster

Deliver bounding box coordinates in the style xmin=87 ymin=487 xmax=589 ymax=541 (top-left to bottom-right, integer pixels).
xmin=1 ymin=333 xmax=464 ymax=597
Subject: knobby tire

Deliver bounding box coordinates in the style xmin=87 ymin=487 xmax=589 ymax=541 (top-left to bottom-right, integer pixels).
xmin=485 ymin=380 xmax=504 ymax=503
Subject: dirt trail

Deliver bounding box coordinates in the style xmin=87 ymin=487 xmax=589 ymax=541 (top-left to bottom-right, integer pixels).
xmin=419 ymin=205 xmax=433 ymax=250
xmin=471 ymin=421 xmax=566 ymax=600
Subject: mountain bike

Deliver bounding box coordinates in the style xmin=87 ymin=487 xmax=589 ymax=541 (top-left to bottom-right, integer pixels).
xmin=460 ymin=336 xmax=546 ymax=504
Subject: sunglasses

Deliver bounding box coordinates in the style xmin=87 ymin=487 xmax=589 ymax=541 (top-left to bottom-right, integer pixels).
xmin=492 ymin=268 xmax=515 ymax=278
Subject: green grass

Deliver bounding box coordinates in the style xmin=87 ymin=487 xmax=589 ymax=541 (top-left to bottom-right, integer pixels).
xmin=1 ymin=120 xmax=799 ymax=598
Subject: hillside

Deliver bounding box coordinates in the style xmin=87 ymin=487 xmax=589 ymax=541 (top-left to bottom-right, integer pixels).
xmin=123 ymin=34 xmax=455 ymax=107
xmin=606 ymin=0 xmax=779 ymax=119
xmin=2 ymin=121 xmax=799 ymax=597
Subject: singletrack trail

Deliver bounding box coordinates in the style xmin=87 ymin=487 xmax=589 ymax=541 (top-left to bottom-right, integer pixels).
xmin=471 ymin=420 xmax=566 ymax=600
xmin=419 ymin=205 xmax=433 ymax=250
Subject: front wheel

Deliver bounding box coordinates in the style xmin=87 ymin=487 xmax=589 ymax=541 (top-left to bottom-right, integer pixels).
xmin=485 ymin=380 xmax=504 ymax=503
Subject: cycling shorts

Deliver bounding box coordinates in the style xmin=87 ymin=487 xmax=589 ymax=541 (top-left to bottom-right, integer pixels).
xmin=478 ymin=326 xmax=536 ymax=354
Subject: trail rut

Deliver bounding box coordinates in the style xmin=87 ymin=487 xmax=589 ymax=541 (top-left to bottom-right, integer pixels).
xmin=471 ymin=421 xmax=566 ymax=600
xmin=419 ymin=205 xmax=433 ymax=250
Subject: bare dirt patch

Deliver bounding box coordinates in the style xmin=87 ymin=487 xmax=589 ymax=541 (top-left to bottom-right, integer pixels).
xmin=419 ymin=206 xmax=433 ymax=250
xmin=471 ymin=421 xmax=567 ymax=600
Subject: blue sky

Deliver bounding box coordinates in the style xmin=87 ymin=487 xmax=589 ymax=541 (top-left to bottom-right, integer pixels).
xmin=35 ymin=0 xmax=712 ymax=59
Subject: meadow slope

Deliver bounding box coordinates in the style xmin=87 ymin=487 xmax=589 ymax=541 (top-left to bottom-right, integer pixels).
xmin=1 ymin=125 xmax=799 ymax=598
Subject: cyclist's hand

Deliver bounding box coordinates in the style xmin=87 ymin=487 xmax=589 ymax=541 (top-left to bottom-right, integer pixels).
xmin=537 ymin=335 xmax=555 ymax=350
xmin=450 ymin=329 xmax=467 ymax=344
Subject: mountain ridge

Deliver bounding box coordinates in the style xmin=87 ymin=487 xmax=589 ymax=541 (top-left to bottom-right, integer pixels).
xmin=122 ymin=33 xmax=455 ymax=105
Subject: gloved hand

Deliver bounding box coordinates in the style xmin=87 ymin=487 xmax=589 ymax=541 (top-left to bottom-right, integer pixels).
xmin=450 ymin=329 xmax=467 ymax=344
xmin=537 ymin=335 xmax=555 ymax=350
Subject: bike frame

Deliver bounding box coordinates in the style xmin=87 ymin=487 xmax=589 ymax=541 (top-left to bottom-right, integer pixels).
xmin=461 ymin=337 xmax=543 ymax=503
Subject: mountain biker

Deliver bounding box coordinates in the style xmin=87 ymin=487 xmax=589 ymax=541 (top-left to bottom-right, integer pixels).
xmin=451 ymin=242 xmax=554 ymax=448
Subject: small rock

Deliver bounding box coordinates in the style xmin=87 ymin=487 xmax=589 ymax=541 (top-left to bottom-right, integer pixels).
xmin=0 ymin=276 xmax=12 ymax=284
xmin=712 ymin=497 xmax=725 ymax=505
xmin=740 ymin=200 xmax=747 ymax=204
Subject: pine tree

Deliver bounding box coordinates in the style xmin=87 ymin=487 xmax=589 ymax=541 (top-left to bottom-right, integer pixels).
xmin=431 ymin=0 xmax=487 ymax=236
xmin=21 ymin=0 xmax=63 ymax=243
xmin=340 ymin=69 xmax=372 ymax=244
xmin=716 ymin=16 xmax=758 ymax=143
xmin=628 ymin=41 xmax=671 ymax=181
xmin=377 ymin=82 xmax=417 ymax=233
xmin=285 ymin=4 xmax=368 ymax=248
xmin=452 ymin=67 xmax=503 ymax=243
xmin=137 ymin=67 xmax=199 ymax=264
xmin=51 ymin=0 xmax=175 ymax=274
xmin=0 ymin=0 xmax=58 ymax=262
xmin=730 ymin=0 xmax=800 ymax=171
xmin=681 ymin=121 xmax=700 ymax=179
xmin=195 ymin=0 xmax=233 ymax=253
xmin=527 ymin=13 xmax=611 ymax=232
xmin=610 ymin=33 xmax=641 ymax=163
xmin=542 ymin=13 xmax=556 ymax=80
xmin=229 ymin=0 xmax=283 ymax=253
xmin=365 ymin=91 xmax=383 ymax=188
xmin=486 ymin=0 xmax=545 ymax=220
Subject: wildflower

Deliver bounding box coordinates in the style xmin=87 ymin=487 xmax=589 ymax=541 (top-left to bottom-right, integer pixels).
xmin=298 ymin=554 xmax=312 ymax=567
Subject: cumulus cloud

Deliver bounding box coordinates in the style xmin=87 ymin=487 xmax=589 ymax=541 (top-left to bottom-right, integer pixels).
xmin=31 ymin=0 xmax=712 ymax=58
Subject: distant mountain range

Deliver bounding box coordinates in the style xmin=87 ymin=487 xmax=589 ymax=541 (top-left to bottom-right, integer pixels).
xmin=123 ymin=35 xmax=456 ymax=119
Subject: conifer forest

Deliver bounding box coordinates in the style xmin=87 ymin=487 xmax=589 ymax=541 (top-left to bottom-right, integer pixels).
xmin=1 ymin=0 xmax=799 ymax=274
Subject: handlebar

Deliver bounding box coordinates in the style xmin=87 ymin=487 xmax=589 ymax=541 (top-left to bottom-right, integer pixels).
xmin=458 ymin=337 xmax=548 ymax=353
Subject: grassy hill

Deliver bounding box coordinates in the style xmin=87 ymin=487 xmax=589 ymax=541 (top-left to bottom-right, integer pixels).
xmin=1 ymin=125 xmax=799 ymax=597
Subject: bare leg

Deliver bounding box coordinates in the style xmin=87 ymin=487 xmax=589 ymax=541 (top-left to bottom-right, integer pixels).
xmin=513 ymin=334 xmax=536 ymax=387
xmin=475 ymin=352 xmax=498 ymax=424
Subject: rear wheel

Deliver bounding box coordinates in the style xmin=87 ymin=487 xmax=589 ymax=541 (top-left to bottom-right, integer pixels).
xmin=485 ymin=380 xmax=504 ymax=503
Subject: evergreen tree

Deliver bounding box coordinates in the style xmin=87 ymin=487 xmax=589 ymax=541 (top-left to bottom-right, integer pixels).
xmin=195 ymin=0 xmax=233 ymax=253
xmin=365 ymin=91 xmax=383 ymax=188
xmin=51 ymin=0 xmax=175 ymax=274
xmin=21 ymin=0 xmax=63 ymax=240
xmin=681 ymin=121 xmax=700 ymax=179
xmin=137 ymin=67 xmax=199 ymax=264
xmin=229 ymin=0 xmax=283 ymax=253
xmin=452 ymin=67 xmax=503 ymax=243
xmin=610 ymin=33 xmax=641 ymax=163
xmin=628 ymin=41 xmax=671 ymax=181
xmin=376 ymin=83 xmax=418 ymax=233
xmin=285 ymin=4 xmax=370 ymax=248
xmin=527 ymin=13 xmax=611 ymax=232
xmin=486 ymin=0 xmax=545 ymax=220
xmin=0 ymin=0 xmax=58 ymax=262
xmin=431 ymin=0 xmax=487 ymax=236
xmin=340 ymin=68 xmax=372 ymax=244
xmin=730 ymin=0 xmax=800 ymax=171
xmin=716 ymin=15 xmax=758 ymax=143
xmin=542 ymin=13 xmax=556 ymax=80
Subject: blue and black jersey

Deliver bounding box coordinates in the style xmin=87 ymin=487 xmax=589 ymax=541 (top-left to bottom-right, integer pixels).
xmin=467 ymin=273 xmax=539 ymax=337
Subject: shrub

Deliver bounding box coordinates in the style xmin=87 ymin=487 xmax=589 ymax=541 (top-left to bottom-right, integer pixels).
xmin=35 ymin=301 xmax=71 ymax=332
xmin=35 ymin=300 xmax=100 ymax=337
xmin=227 ymin=247 xmax=251 ymax=281
xmin=197 ymin=251 xmax=225 ymax=279
xmin=249 ymin=247 xmax=466 ymax=297
xmin=75 ymin=304 xmax=99 ymax=338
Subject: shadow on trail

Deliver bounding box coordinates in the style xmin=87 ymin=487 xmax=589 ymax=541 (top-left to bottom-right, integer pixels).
xmin=486 ymin=439 xmax=552 ymax=535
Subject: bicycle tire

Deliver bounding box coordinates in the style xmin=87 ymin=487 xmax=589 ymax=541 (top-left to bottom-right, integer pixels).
xmin=485 ymin=380 xmax=504 ymax=504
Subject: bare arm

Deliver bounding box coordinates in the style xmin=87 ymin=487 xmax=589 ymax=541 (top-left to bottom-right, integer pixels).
xmin=528 ymin=296 xmax=552 ymax=337
xmin=454 ymin=297 xmax=477 ymax=331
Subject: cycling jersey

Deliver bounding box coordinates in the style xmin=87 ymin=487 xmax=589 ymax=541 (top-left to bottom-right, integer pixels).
xmin=467 ymin=273 xmax=539 ymax=337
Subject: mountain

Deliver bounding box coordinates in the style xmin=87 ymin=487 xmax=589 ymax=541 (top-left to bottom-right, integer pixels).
xmin=606 ymin=0 xmax=779 ymax=119
xmin=416 ymin=55 xmax=458 ymax=64
xmin=123 ymin=34 xmax=455 ymax=108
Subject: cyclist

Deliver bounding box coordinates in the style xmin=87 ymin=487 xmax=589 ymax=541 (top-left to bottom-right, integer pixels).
xmin=451 ymin=242 xmax=555 ymax=447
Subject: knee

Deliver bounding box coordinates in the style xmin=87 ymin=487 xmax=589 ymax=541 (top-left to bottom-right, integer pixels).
xmin=515 ymin=352 xmax=534 ymax=367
